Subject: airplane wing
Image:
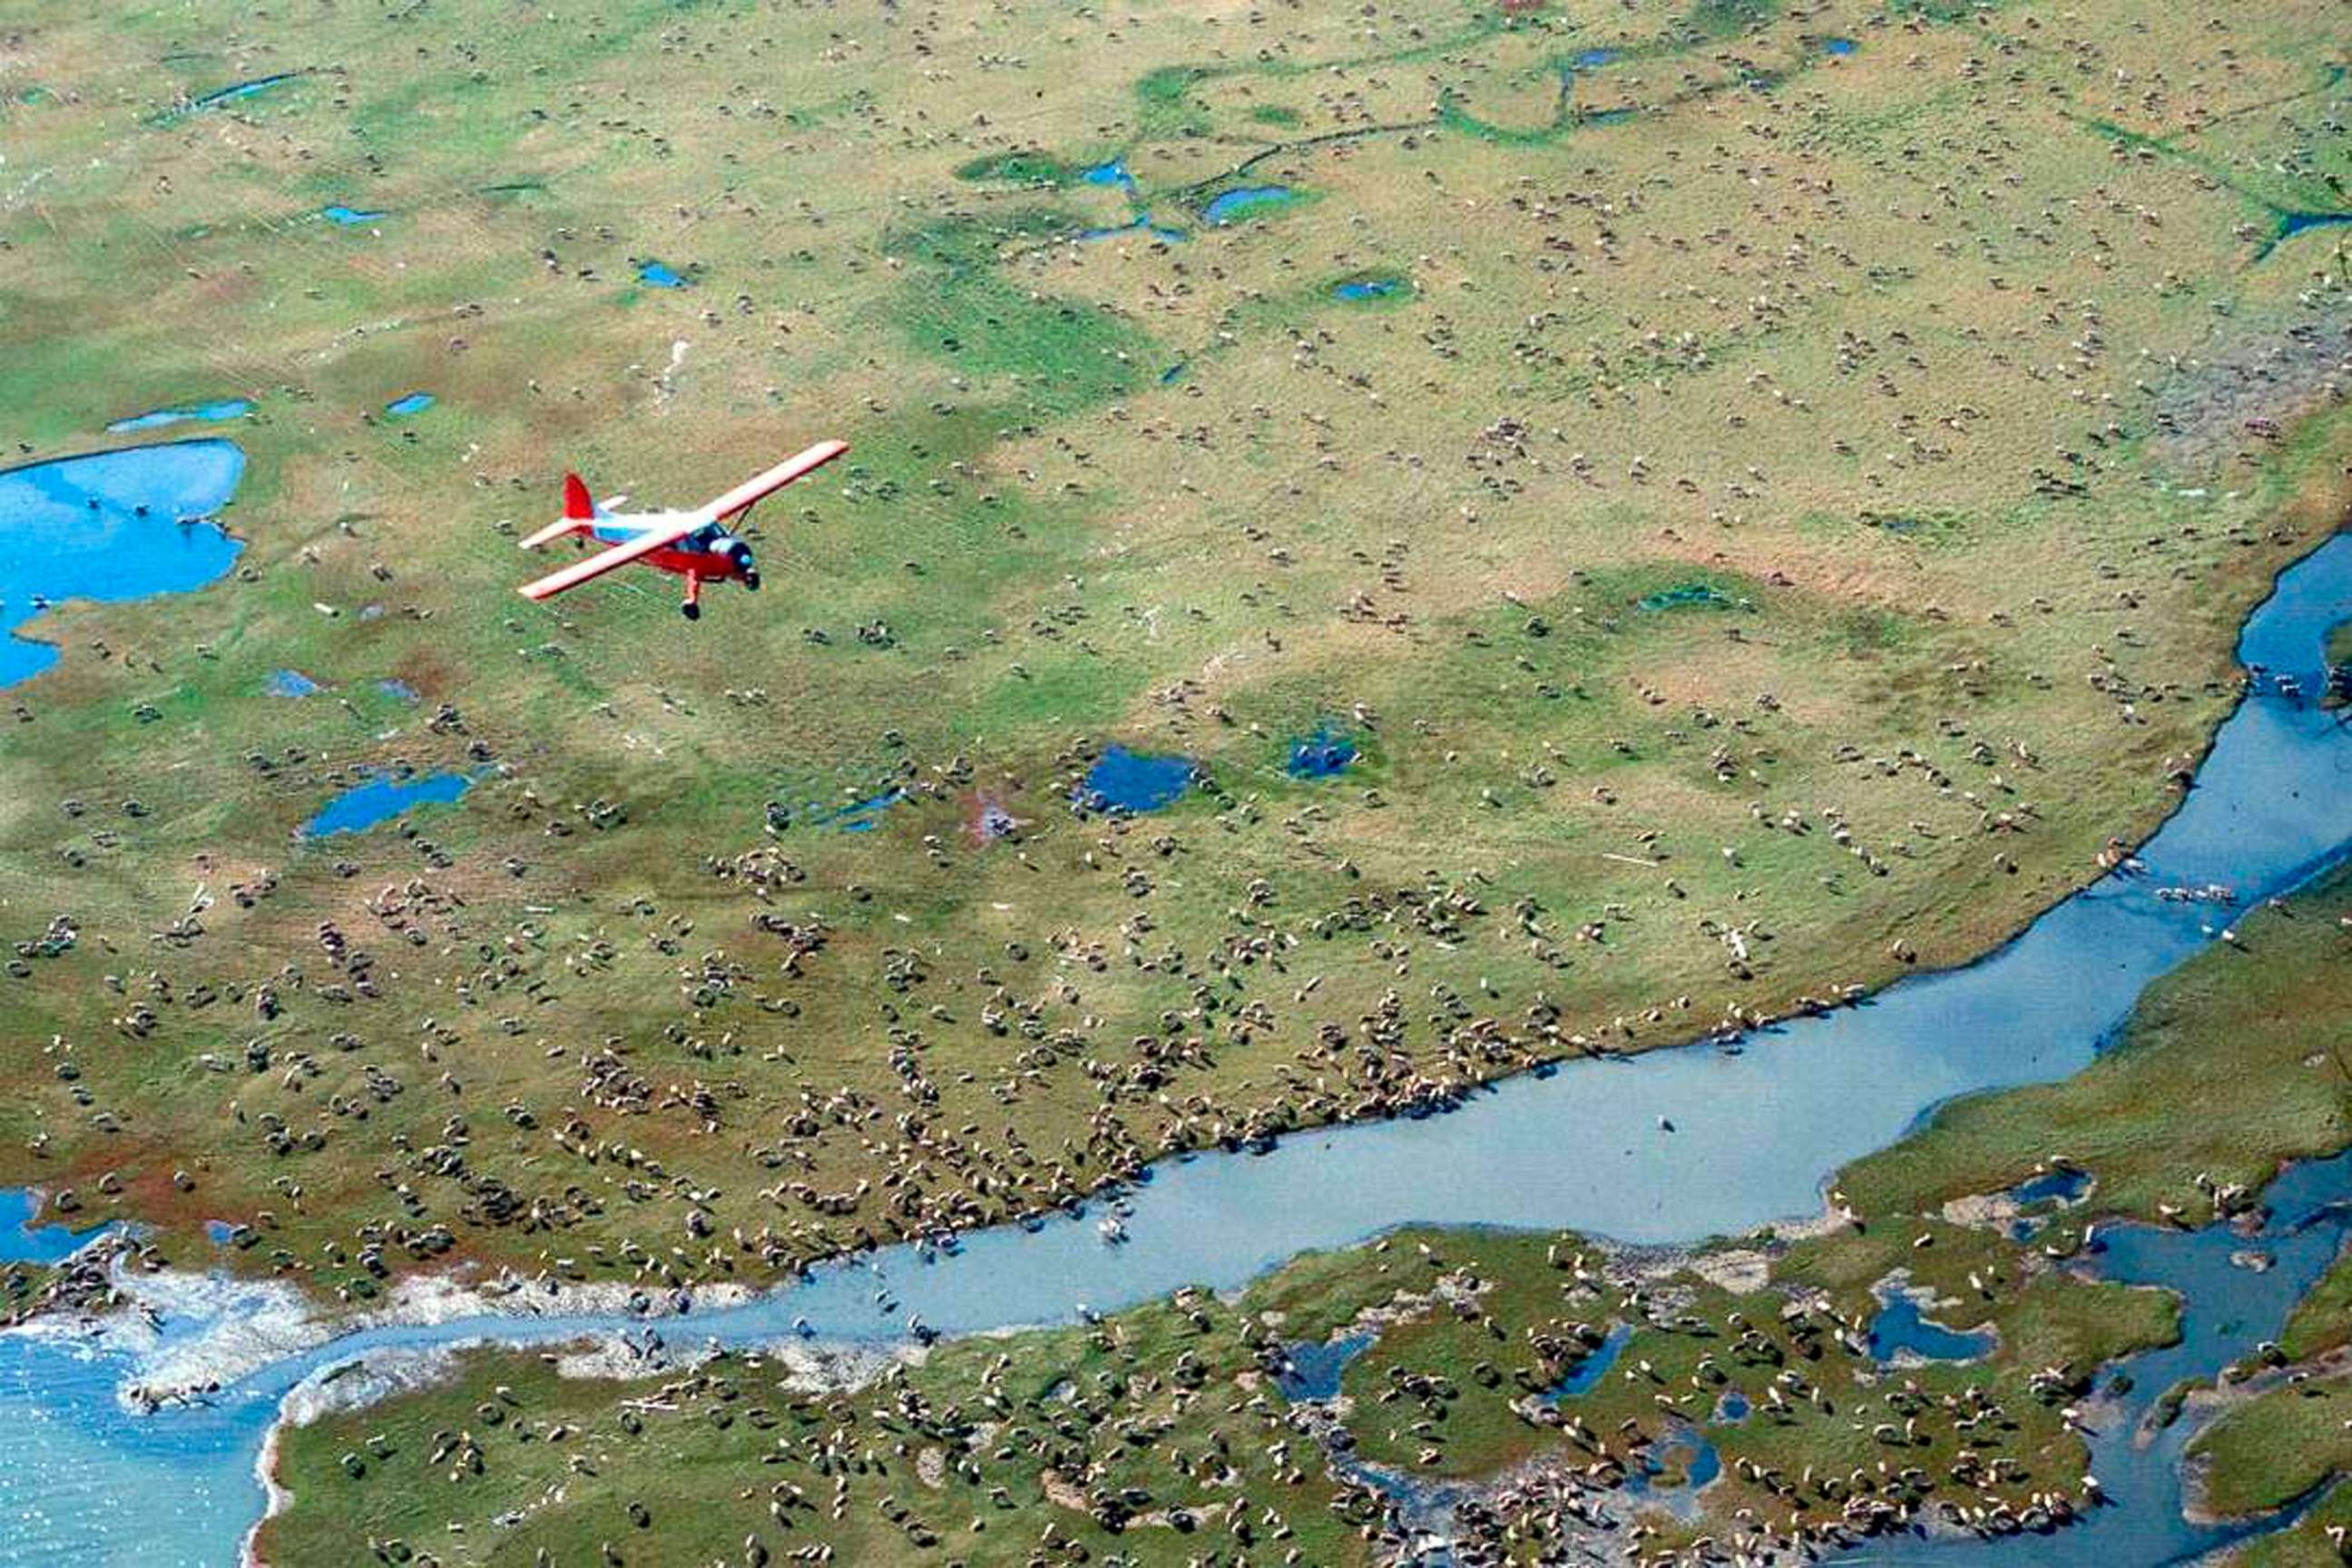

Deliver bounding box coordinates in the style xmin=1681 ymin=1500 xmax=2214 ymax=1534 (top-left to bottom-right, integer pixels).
xmin=518 ymin=516 xmax=581 ymax=550
xmin=517 ymin=516 xmax=701 ymax=601
xmin=517 ymin=493 xmax=628 ymax=551
xmin=703 ymin=439 xmax=849 ymax=522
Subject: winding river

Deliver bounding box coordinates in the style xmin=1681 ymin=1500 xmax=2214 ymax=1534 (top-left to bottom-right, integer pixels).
xmin=0 ymin=439 xmax=2345 ymax=1565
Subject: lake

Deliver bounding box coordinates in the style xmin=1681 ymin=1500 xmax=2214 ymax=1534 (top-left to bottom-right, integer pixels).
xmin=0 ymin=440 xmax=245 ymax=689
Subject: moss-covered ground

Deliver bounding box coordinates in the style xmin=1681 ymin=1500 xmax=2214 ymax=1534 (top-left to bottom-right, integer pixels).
xmin=2 ymin=0 xmax=2347 ymax=1320
xmin=256 ymin=851 xmax=2352 ymax=1565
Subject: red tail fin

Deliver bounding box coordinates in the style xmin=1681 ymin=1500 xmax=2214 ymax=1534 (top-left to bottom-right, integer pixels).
xmin=562 ymin=473 xmax=593 ymax=521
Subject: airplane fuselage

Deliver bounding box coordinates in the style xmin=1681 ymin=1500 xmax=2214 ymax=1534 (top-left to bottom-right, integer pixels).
xmin=588 ymin=514 xmax=757 ymax=587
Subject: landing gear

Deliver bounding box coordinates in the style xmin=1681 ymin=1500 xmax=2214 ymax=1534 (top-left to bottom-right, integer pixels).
xmin=742 ymin=568 xmax=761 ymax=592
xmin=681 ymin=600 xmax=701 ymax=621
xmin=681 ymin=569 xmax=702 ymax=621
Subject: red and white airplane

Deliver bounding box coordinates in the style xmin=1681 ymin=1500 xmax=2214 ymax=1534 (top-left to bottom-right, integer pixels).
xmin=518 ymin=439 xmax=848 ymax=619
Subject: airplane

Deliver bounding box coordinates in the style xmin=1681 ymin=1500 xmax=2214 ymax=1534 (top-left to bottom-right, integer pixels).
xmin=517 ymin=439 xmax=849 ymax=619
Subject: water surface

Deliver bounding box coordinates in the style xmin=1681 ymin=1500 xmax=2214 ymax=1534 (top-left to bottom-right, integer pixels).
xmin=1288 ymin=727 xmax=1357 ymax=778
xmin=190 ymin=74 xmax=292 ymax=110
xmin=1077 ymin=746 xmax=1195 ymax=811
xmin=300 ymin=771 xmax=474 ymax=836
xmin=1867 ymin=1295 xmax=1994 ymax=1363
xmin=0 ymin=441 xmax=245 ymax=688
xmin=105 ymin=400 xmax=250 ymax=435
xmin=0 ymin=1191 xmax=115 ymax=1267
xmin=1203 ymin=186 xmax=1295 ymax=224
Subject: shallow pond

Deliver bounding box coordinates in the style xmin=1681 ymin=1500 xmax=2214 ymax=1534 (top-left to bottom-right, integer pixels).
xmin=1076 ymin=214 xmax=1187 ymax=243
xmin=1287 ymin=726 xmax=1357 ymax=778
xmin=190 ymin=74 xmax=292 ymax=110
xmin=105 ymin=399 xmax=250 ymax=435
xmin=1274 ymin=1332 xmax=1374 ymax=1402
xmin=300 ymin=770 xmax=474 ymax=837
xmin=0 ymin=440 xmax=245 ymax=689
xmin=383 ymin=392 xmax=434 ymax=416
xmin=1203 ymin=185 xmax=1295 ymax=223
xmin=1076 ymin=745 xmax=1195 ymax=811
xmin=1542 ymin=1320 xmax=1632 ymax=1401
xmin=1867 ymin=1294 xmax=1994 ymax=1363
xmin=0 ymin=1191 xmax=115 ymax=1266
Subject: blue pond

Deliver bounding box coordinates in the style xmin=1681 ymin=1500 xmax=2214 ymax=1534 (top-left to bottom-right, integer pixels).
xmin=0 ymin=1190 xmax=114 ymax=1266
xmin=1571 ymin=47 xmax=1620 ymax=67
xmin=1203 ymin=185 xmax=1294 ymax=224
xmin=637 ymin=260 xmax=688 ymax=289
xmin=320 ymin=205 xmax=384 ymax=226
xmin=1822 ymin=35 xmax=1859 ymax=55
xmin=1158 ymin=362 xmax=1187 ymax=384
xmin=375 ymin=678 xmax=419 ymax=702
xmin=191 ymin=74 xmax=292 ymax=109
xmin=1544 ymin=1321 xmax=1632 ymax=1400
xmin=1715 ymin=1391 xmax=1749 ymax=1422
xmin=105 ymin=399 xmax=251 ymax=435
xmin=1077 ymin=746 xmax=1195 ymax=812
xmin=805 ymin=788 xmax=906 ymax=833
xmin=1867 ymin=1292 xmax=1994 ymax=1362
xmin=267 ymin=669 xmax=318 ymax=698
xmin=383 ymin=392 xmax=435 ymax=416
xmin=1077 ymin=215 xmax=1187 ymax=243
xmin=1333 ymin=278 xmax=1401 ymax=302
xmin=300 ymin=770 xmax=474 ymax=837
xmin=0 ymin=536 xmax=2345 ymax=1567
xmin=2011 ymin=1166 xmax=2092 ymax=1206
xmin=1287 ymin=727 xmax=1357 ymax=778
xmin=2278 ymin=211 xmax=2352 ymax=240
xmin=1080 ymin=158 xmax=1136 ymax=191
xmin=1274 ymin=1333 xmax=1373 ymax=1402
xmin=0 ymin=440 xmax=246 ymax=689
xmin=1625 ymin=1424 xmax=1720 ymax=1513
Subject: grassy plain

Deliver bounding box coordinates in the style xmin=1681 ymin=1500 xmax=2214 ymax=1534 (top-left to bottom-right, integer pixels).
xmin=0 ymin=0 xmax=2346 ymax=1321
xmin=255 ymin=848 xmax=2352 ymax=1564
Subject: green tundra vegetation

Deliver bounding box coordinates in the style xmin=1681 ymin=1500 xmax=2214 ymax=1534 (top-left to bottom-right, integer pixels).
xmin=256 ymin=861 xmax=2351 ymax=1565
xmin=1 ymin=0 xmax=2345 ymax=1317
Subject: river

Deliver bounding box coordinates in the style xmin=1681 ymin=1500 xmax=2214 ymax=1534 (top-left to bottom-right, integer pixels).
xmin=0 ymin=438 xmax=2344 ymax=1566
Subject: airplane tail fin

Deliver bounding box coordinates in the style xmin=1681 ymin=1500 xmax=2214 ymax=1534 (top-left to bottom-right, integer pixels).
xmin=521 ymin=472 xmax=598 ymax=550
